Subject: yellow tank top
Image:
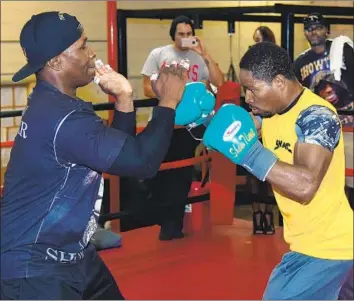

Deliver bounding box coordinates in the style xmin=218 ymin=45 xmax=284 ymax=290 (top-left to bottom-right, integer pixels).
xmin=262 ymin=88 xmax=353 ymax=260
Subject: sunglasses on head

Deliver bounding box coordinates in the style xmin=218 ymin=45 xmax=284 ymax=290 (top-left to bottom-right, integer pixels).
xmin=304 ymin=15 xmax=320 ymax=24
xmin=303 ymin=15 xmax=328 ymax=31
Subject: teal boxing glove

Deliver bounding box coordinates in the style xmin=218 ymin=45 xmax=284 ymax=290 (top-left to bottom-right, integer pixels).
xmin=175 ymin=82 xmax=215 ymax=129
xmin=203 ymin=104 xmax=278 ymax=181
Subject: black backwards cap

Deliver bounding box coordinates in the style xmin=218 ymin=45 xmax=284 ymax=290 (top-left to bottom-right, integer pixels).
xmin=13 ymin=11 xmax=83 ymax=82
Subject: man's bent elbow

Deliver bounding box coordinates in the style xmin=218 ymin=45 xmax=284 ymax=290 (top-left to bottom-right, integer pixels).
xmin=297 ymin=181 xmax=320 ymax=205
xmin=297 ymin=192 xmax=315 ymax=205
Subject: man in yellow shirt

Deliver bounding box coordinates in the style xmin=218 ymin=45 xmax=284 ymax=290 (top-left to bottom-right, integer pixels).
xmin=202 ymin=42 xmax=353 ymax=299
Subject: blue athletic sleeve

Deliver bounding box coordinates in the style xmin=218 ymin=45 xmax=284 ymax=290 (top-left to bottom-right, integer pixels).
xmin=55 ymin=108 xmax=127 ymax=172
xmin=111 ymin=109 xmax=136 ymax=136
xmin=295 ymin=105 xmax=341 ymax=152
xmin=106 ymin=106 xmax=175 ymax=179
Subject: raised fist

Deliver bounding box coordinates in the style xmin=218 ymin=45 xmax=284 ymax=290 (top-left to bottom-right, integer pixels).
xmin=150 ymin=60 xmax=189 ymax=109
xmin=94 ymin=59 xmax=133 ymax=98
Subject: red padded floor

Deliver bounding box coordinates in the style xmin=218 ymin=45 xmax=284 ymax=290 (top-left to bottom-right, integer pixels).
xmin=99 ymin=219 xmax=289 ymax=300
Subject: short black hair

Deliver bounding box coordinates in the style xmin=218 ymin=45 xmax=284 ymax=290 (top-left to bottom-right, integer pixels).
xmin=239 ymin=42 xmax=296 ymax=84
xmin=169 ymin=15 xmax=195 ymax=41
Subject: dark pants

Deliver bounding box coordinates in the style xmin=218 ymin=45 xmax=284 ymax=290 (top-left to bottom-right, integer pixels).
xmin=1 ymin=245 xmax=124 ymax=300
xmin=145 ymin=128 xmax=199 ymax=231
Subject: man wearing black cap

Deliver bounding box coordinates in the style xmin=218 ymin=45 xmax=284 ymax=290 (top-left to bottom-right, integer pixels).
xmin=293 ymin=12 xmax=353 ymax=113
xmin=293 ymin=13 xmax=354 ymax=114
xmin=293 ymin=13 xmax=354 ymax=110
xmin=0 ymin=11 xmax=190 ymax=299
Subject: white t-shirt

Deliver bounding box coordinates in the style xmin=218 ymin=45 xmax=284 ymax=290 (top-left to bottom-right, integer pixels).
xmin=141 ymin=44 xmax=209 ymax=82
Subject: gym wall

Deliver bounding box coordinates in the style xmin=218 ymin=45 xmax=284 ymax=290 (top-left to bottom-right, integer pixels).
xmin=1 ymin=1 xmax=353 ymax=91
xmin=120 ymin=0 xmax=353 ymax=100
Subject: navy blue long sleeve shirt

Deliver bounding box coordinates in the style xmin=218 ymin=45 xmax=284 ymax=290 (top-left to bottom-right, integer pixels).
xmin=1 ymin=80 xmax=175 ymax=279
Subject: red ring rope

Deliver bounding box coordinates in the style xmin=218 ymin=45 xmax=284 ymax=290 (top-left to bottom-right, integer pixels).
xmin=0 ymin=141 xmax=14 ymax=148
xmin=0 ymin=141 xmax=352 ymax=176
xmin=159 ymin=155 xmax=210 ymax=171
xmin=343 ymin=127 xmax=353 ymax=133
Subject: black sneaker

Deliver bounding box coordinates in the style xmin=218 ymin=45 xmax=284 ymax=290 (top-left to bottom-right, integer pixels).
xmin=263 ymin=212 xmax=275 ymax=235
xmin=253 ymin=211 xmax=264 ymax=235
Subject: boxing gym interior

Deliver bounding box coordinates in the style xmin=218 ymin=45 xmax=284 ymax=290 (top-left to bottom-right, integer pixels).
xmin=1 ymin=1 xmax=353 ymax=300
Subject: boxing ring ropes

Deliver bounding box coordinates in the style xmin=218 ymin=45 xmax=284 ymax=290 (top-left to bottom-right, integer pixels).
xmin=0 ymin=2 xmax=353 ymax=234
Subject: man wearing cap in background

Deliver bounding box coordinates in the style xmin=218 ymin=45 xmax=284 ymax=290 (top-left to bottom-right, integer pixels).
xmin=293 ymin=12 xmax=354 ymax=204
xmin=0 ymin=11 xmax=190 ymax=299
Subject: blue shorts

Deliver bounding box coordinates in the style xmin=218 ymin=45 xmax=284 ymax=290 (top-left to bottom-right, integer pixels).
xmin=263 ymin=251 xmax=353 ymax=300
